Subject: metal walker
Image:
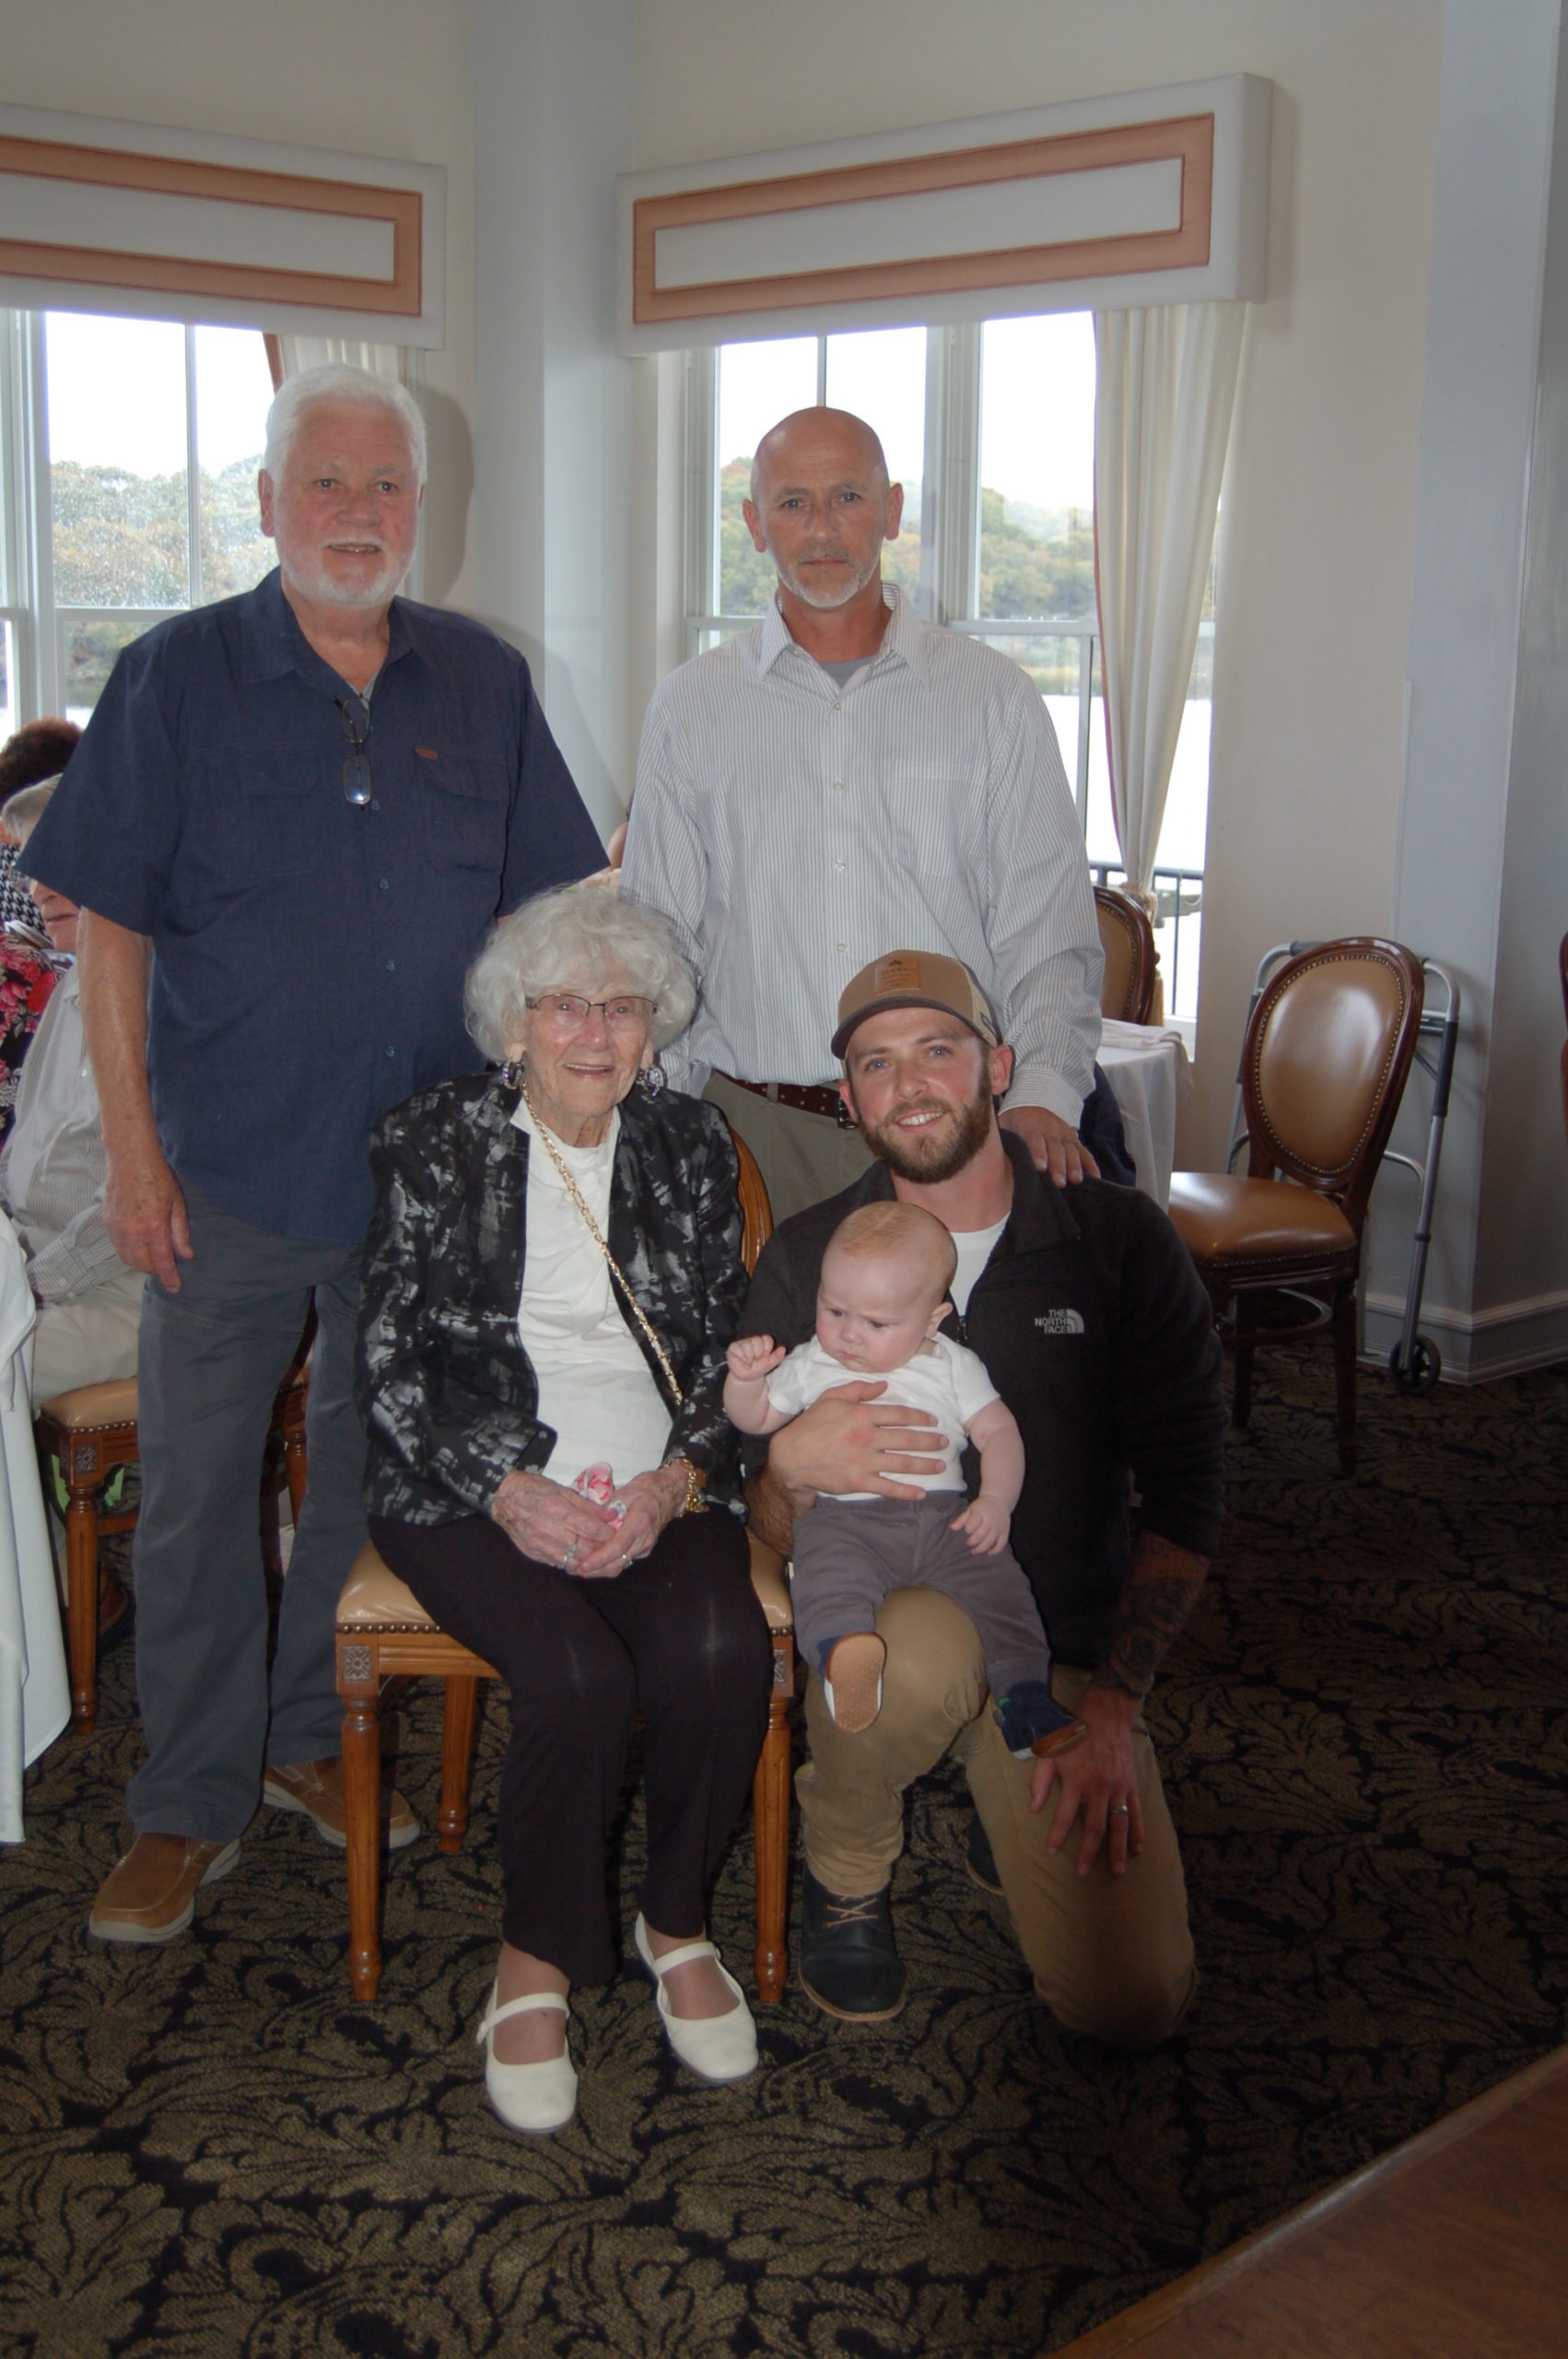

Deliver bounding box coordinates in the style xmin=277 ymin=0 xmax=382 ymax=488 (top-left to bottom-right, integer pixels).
xmin=1224 ymin=944 xmax=1461 ymax=1395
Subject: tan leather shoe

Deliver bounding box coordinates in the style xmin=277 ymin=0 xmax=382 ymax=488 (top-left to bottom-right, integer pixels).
xmin=88 ymin=1833 xmax=240 ymax=1944
xmin=263 ymin=1755 xmax=418 ymax=1851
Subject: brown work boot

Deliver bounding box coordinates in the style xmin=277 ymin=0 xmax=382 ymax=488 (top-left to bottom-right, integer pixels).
xmin=263 ymin=1756 xmax=418 ymax=1851
xmin=88 ymin=1833 xmax=240 ymax=1944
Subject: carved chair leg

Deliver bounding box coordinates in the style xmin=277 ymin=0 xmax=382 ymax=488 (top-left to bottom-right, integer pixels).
xmin=753 ymin=1631 xmax=794 ymax=2003
xmin=64 ymin=1485 xmax=100 ymax=1732
xmin=439 ymin=1675 xmax=481 ymax=1854
xmin=339 ymin=1646 xmax=384 ymax=1999
xmin=1333 ymin=1286 xmax=1359 ymax=1475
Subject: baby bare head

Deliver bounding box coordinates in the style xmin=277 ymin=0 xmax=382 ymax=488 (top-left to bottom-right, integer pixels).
xmin=814 ymin=1202 xmax=958 ymax=1375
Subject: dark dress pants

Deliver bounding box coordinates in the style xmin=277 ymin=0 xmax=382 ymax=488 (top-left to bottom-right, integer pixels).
xmin=127 ymin=1187 xmax=369 ymax=1842
xmin=369 ymin=1506 xmax=773 ymax=1988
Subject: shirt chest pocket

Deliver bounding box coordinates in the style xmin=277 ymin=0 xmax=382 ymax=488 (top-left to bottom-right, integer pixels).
xmin=871 ymin=761 xmax=980 ymax=881
xmin=420 ymin=757 xmax=509 ymax=874
xmin=233 ymin=756 xmax=330 ymax=880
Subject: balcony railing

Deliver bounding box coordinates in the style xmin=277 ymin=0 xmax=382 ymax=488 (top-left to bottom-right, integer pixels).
xmin=1089 ymin=863 xmax=1205 ymax=1026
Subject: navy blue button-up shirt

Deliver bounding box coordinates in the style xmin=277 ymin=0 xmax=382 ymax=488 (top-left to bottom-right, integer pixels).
xmin=27 ymin=570 xmax=604 ymax=1243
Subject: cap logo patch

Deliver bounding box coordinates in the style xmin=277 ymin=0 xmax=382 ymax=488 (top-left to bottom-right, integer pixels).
xmin=873 ymin=952 xmax=924 ymax=991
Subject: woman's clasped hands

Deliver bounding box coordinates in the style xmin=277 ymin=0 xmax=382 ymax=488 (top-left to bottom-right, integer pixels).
xmin=490 ymin=1461 xmax=687 ymax=1579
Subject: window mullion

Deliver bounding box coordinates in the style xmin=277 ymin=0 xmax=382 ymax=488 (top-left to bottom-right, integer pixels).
xmin=928 ymin=322 xmax=979 ymax=626
xmin=1076 ymin=635 xmax=1094 ymax=835
xmin=814 ymin=336 xmax=828 ymax=407
xmin=184 ymin=325 xmax=202 ymax=607
xmin=683 ymin=346 xmax=719 ymax=657
xmin=23 ymin=312 xmax=58 ymax=721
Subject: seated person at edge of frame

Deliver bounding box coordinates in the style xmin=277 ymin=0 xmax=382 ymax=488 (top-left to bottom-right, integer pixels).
xmin=0 ymin=719 xmax=78 ymax=1140
xmin=743 ymin=948 xmax=1227 ymax=2044
xmin=1 ymin=780 xmax=147 ymax=1406
xmin=725 ymin=1198 xmax=1083 ymax=1762
xmin=357 ymin=884 xmax=774 ymax=2138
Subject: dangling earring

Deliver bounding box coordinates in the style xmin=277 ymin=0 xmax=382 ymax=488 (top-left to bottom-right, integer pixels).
xmin=500 ymin=1039 xmax=527 ymax=1091
xmin=638 ymin=1056 xmax=667 ymax=1097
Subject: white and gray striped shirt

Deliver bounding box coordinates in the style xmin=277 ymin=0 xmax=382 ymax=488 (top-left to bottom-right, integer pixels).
xmin=622 ymin=588 xmax=1102 ymax=1123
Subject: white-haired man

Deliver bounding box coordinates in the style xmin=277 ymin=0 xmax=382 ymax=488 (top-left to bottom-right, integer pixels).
xmin=621 ymin=405 xmax=1114 ymax=1224
xmin=27 ymin=363 xmax=603 ymax=1943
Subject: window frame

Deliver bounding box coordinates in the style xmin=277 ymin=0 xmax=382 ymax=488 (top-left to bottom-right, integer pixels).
xmin=0 ymin=306 xmax=273 ymax=732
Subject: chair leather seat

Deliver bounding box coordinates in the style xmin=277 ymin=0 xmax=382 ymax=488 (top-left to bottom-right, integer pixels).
xmin=1168 ymin=1173 xmax=1357 ymax=1262
xmin=37 ymin=1376 xmax=141 ymax=1430
xmin=337 ymin=1532 xmax=795 ymax=1634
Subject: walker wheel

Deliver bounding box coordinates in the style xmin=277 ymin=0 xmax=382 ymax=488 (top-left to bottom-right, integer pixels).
xmin=1389 ymin=1336 xmax=1441 ymax=1395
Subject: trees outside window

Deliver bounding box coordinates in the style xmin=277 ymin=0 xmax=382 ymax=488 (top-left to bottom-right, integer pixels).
xmin=1 ymin=311 xmax=274 ymax=729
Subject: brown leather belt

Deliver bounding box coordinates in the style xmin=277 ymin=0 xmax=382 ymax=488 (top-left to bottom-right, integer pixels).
xmin=720 ymin=1074 xmax=858 ymax=1130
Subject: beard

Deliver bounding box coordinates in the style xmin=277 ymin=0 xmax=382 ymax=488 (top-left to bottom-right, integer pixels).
xmin=850 ymin=1069 xmax=995 ymax=1185
xmin=279 ymin=542 xmax=409 ymax=609
xmin=771 ymin=541 xmax=883 ymax=611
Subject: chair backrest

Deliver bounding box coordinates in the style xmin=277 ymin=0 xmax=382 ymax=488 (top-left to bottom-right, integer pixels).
xmin=730 ymin=1126 xmax=774 ymax=1275
xmin=1242 ymin=936 xmax=1425 ymax=1233
xmin=1094 ymin=886 xmax=1157 ymax=1025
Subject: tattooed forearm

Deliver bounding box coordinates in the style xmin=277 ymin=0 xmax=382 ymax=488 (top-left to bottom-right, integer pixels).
xmin=1090 ymin=1532 xmax=1210 ymax=1702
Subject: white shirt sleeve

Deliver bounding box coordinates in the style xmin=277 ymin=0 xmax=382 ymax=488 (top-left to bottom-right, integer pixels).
xmin=942 ymin=1337 xmax=1004 ymax=1427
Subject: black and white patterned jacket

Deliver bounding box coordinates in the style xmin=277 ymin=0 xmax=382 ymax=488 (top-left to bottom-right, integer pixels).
xmin=356 ymin=1070 xmax=748 ymax=1525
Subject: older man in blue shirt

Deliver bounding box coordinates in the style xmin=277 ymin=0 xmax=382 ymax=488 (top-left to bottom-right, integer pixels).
xmin=27 ymin=364 xmax=603 ymax=1943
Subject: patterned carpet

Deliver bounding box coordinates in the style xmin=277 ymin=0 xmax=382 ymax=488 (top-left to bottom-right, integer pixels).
xmin=3 ymin=1345 xmax=1565 ymax=2359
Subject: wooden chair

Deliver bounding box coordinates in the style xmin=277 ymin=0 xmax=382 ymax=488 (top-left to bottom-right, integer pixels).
xmin=334 ymin=1127 xmax=797 ymax=2003
xmin=1167 ymin=937 xmax=1424 ymax=1473
xmin=1094 ymin=885 xmax=1158 ymax=1025
xmin=35 ymin=1337 xmax=312 ymax=1732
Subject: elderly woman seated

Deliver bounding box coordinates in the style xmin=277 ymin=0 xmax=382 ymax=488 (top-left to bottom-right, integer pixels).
xmin=357 ymin=884 xmax=773 ymax=2135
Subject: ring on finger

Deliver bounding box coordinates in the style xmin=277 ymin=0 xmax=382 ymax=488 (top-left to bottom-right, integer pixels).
xmin=1107 ymin=1802 xmax=1130 ymax=1818
xmin=562 ymin=1541 xmax=580 ymax=1568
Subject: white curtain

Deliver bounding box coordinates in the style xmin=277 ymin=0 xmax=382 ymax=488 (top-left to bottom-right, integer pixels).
xmin=1094 ymin=301 xmax=1246 ymax=909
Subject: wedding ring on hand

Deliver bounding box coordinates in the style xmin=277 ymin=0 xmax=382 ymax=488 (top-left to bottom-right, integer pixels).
xmin=562 ymin=1541 xmax=581 ymax=1569
xmin=1107 ymin=1802 xmax=1130 ymax=1817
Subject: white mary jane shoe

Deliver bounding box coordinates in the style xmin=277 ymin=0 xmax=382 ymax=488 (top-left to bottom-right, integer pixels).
xmin=475 ymin=1985 xmax=578 ymax=2134
xmin=634 ymin=1914 xmax=758 ymax=2083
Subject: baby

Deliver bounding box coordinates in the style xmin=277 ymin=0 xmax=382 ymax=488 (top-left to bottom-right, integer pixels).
xmin=725 ymin=1201 xmax=1082 ymax=1760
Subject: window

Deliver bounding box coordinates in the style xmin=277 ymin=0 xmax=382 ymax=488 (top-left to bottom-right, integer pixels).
xmin=685 ymin=316 xmax=1212 ymax=1026
xmin=0 ymin=310 xmax=275 ymax=734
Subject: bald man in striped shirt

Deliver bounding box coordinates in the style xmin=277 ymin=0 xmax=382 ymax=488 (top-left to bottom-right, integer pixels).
xmin=621 ymin=406 xmax=1107 ymax=1224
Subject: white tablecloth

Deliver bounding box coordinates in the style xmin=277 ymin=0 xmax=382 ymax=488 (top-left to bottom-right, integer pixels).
xmin=1097 ymin=1019 xmax=1189 ymax=1209
xmin=0 ymin=1210 xmax=69 ymax=1842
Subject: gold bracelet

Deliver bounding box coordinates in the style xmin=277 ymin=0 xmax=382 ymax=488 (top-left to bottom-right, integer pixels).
xmin=663 ymin=1456 xmax=708 ymax=1517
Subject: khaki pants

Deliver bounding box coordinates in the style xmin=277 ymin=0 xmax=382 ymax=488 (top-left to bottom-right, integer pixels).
xmin=795 ymin=1587 xmax=1196 ymax=2049
xmin=29 ymin=1264 xmax=146 ymax=1402
xmin=704 ymin=1073 xmax=874 ymax=1226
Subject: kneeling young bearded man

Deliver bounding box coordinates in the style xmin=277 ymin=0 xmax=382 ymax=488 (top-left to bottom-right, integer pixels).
xmin=742 ymin=950 xmax=1226 ymax=2045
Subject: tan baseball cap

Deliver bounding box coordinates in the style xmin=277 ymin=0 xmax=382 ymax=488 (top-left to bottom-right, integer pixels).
xmin=832 ymin=950 xmax=1000 ymax=1060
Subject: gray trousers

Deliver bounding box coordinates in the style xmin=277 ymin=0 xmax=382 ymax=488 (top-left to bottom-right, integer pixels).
xmin=791 ymin=1491 xmax=1052 ymax=1700
xmin=127 ymin=1187 xmax=369 ymax=1842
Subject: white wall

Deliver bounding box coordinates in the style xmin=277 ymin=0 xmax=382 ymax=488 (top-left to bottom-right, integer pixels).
xmin=468 ymin=0 xmax=637 ymax=835
xmin=0 ymin=0 xmax=481 ymax=609
xmin=1363 ymin=0 xmax=1568 ymax=1379
xmin=631 ymin=0 xmax=1446 ymax=1175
